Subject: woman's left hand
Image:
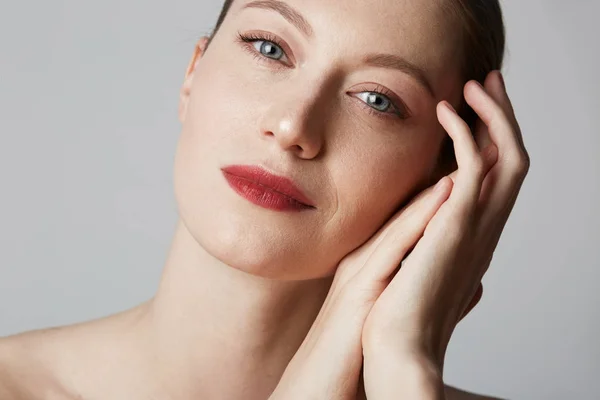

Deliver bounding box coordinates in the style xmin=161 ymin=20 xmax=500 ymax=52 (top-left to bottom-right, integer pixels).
xmin=360 ymin=70 xmax=530 ymax=398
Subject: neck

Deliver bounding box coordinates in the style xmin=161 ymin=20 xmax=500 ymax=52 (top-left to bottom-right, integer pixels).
xmin=137 ymin=218 xmax=334 ymax=398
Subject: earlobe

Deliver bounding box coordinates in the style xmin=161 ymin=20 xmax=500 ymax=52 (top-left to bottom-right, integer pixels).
xmin=178 ymin=36 xmax=211 ymax=123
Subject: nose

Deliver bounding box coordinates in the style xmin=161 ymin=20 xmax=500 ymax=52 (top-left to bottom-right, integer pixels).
xmin=258 ymin=84 xmax=329 ymax=160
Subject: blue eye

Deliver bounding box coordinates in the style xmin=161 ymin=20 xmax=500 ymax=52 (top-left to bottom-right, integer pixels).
xmin=237 ymin=32 xmax=410 ymax=120
xmin=357 ymin=92 xmax=392 ymax=113
xmin=352 ymin=86 xmax=410 ymax=120
xmin=237 ymin=32 xmax=291 ymax=65
xmin=254 ymin=40 xmax=284 ymax=60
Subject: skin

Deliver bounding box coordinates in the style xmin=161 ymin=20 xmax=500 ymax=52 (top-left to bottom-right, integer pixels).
xmin=0 ymin=0 xmax=529 ymax=399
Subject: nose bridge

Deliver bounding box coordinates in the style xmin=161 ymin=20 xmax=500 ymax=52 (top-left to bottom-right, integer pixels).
xmin=259 ymin=72 xmax=340 ymax=158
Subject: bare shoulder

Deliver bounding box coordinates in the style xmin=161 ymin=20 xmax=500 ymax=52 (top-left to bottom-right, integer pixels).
xmin=0 ymin=330 xmax=44 ymax=399
xmin=0 ymin=327 xmax=78 ymax=399
xmin=445 ymin=384 xmax=507 ymax=400
xmin=0 ymin=340 xmax=19 ymax=399
xmin=0 ymin=308 xmax=147 ymax=400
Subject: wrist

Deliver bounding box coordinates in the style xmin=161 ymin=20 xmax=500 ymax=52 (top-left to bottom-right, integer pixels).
xmin=363 ymin=348 xmax=445 ymax=400
xmin=363 ymin=326 xmax=449 ymax=372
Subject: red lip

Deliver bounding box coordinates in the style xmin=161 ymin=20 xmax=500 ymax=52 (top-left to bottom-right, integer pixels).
xmin=221 ymin=165 xmax=316 ymax=211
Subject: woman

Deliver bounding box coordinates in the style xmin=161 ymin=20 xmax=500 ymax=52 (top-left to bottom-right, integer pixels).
xmin=0 ymin=0 xmax=530 ymax=398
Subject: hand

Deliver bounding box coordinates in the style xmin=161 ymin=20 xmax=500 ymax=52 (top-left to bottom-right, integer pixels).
xmin=270 ymin=138 xmax=466 ymax=400
xmin=361 ymin=70 xmax=530 ymax=397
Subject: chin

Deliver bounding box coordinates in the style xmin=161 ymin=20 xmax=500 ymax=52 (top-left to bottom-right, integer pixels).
xmin=173 ymin=152 xmax=350 ymax=282
xmin=175 ymin=187 xmax=334 ymax=281
xmin=195 ymin=213 xmax=332 ymax=280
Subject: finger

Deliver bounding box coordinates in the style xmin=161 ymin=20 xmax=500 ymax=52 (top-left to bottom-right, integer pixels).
xmin=354 ymin=175 xmax=450 ymax=257
xmin=437 ymin=101 xmax=489 ymax=219
xmin=356 ymin=176 xmax=454 ymax=284
xmin=483 ymin=70 xmax=528 ymax=159
xmin=332 ymin=174 xmax=455 ymax=292
xmin=445 ymin=143 xmax=497 ymax=186
xmin=465 ymin=77 xmax=527 ymax=165
xmin=485 ymin=71 xmax=518 ymax=126
xmin=473 ymin=116 xmax=493 ymax=152
xmin=471 ymin=73 xmax=502 ymax=206
xmin=470 ymin=75 xmax=494 ymax=151
xmin=463 ymin=79 xmax=530 ymax=231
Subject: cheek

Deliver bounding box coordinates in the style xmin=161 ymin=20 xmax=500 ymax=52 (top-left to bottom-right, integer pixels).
xmin=173 ymin=57 xmax=340 ymax=281
xmin=325 ymin=133 xmax=441 ymax=254
xmin=172 ymin=38 xmax=445 ymax=280
xmin=175 ymin=52 xmax=264 ymax=188
xmin=173 ymin=58 xmax=249 ymax=241
xmin=184 ymin=63 xmax=253 ymax=145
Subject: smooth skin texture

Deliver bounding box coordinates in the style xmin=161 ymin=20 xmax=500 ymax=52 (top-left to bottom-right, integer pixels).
xmin=269 ymin=69 xmax=528 ymax=400
xmin=0 ymin=0 xmax=528 ymax=399
xmin=361 ymin=74 xmax=529 ymax=399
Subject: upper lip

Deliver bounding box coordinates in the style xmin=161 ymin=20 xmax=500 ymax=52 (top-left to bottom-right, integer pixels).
xmin=221 ymin=164 xmax=316 ymax=207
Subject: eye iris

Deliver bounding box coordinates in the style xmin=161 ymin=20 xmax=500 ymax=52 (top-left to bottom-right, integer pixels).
xmin=259 ymin=41 xmax=283 ymax=59
xmin=367 ymin=93 xmax=390 ymax=111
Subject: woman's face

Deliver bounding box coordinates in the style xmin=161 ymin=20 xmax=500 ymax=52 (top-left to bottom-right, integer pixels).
xmin=174 ymin=0 xmax=464 ymax=280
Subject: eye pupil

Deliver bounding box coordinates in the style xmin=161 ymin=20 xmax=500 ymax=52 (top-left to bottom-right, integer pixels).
xmin=260 ymin=42 xmax=282 ymax=59
xmin=367 ymin=93 xmax=389 ymax=111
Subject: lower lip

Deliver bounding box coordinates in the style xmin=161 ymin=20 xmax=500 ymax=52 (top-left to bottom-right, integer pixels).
xmin=222 ymin=172 xmax=313 ymax=212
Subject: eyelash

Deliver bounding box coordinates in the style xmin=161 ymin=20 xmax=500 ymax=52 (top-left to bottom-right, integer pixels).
xmin=235 ymin=31 xmax=410 ymax=121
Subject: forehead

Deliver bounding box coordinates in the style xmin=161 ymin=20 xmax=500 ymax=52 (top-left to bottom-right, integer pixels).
xmin=232 ymin=0 xmax=463 ymax=101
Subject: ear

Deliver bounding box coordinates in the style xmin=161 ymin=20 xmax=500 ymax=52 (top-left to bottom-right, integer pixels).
xmin=179 ymin=36 xmax=211 ymax=123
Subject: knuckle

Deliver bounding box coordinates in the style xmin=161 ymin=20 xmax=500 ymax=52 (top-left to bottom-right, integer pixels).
xmin=508 ymin=151 xmax=531 ymax=178
xmin=521 ymin=151 xmax=532 ymax=173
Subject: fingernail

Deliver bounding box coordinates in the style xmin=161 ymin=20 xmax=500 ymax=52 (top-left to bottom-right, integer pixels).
xmin=443 ymin=101 xmax=456 ymax=113
xmin=434 ymin=177 xmax=447 ymax=193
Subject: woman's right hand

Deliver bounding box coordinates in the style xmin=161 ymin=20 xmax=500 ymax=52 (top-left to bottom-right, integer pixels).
xmin=269 ymin=169 xmax=464 ymax=400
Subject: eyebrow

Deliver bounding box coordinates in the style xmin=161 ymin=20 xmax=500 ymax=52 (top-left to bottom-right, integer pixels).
xmin=240 ymin=0 xmax=435 ymax=98
xmin=362 ymin=53 xmax=435 ymax=98
xmin=242 ymin=0 xmax=314 ymax=38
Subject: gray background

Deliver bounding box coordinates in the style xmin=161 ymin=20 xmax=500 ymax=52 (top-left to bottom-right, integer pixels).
xmin=1 ymin=0 xmax=598 ymax=398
